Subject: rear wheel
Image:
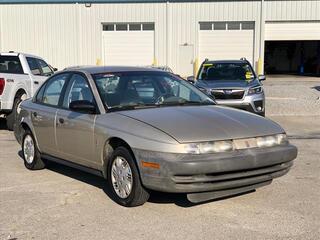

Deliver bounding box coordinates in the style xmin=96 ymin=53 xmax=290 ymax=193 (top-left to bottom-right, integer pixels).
xmin=22 ymin=129 xmax=45 ymax=170
xmin=107 ymin=146 xmax=149 ymax=207
xmin=7 ymin=93 xmax=27 ymax=131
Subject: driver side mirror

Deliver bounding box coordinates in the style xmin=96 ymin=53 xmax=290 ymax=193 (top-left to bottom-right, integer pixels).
xmin=258 ymin=75 xmax=266 ymax=81
xmin=69 ymin=100 xmax=97 ymax=114
xmin=49 ymin=64 xmax=58 ymax=72
xmin=187 ymin=76 xmax=195 ymax=84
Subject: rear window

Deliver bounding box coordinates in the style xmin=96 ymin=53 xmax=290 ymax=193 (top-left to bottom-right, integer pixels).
xmin=0 ymin=56 xmax=24 ymax=74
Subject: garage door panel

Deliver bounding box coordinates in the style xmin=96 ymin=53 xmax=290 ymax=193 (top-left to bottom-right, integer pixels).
xmin=265 ymin=22 xmax=320 ymax=41
xmin=199 ymin=27 xmax=254 ymax=65
xmin=103 ymin=31 xmax=154 ymax=66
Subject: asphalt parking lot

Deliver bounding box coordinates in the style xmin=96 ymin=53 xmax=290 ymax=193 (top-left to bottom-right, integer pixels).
xmin=0 ymin=76 xmax=319 ymax=240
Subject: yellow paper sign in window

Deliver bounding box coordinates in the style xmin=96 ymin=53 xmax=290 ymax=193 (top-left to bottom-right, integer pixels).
xmin=245 ymin=72 xmax=253 ymax=80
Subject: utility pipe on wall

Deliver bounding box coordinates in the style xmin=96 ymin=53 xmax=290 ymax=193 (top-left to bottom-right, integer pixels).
xmin=258 ymin=0 xmax=265 ymax=75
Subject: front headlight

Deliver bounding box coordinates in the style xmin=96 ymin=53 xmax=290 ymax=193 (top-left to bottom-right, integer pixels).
xmin=183 ymin=134 xmax=288 ymax=154
xmin=184 ymin=140 xmax=234 ymax=154
xmin=276 ymin=133 xmax=288 ymax=145
xmin=257 ymin=134 xmax=288 ymax=148
xmin=248 ymin=86 xmax=263 ymax=95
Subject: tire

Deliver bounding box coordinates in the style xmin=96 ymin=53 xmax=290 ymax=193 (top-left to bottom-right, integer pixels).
xmin=107 ymin=146 xmax=149 ymax=207
xmin=7 ymin=93 xmax=27 ymax=131
xmin=22 ymin=129 xmax=46 ymax=170
xmin=258 ymin=110 xmax=265 ymax=117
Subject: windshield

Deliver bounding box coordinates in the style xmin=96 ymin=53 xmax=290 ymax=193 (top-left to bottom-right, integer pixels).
xmin=92 ymin=71 xmax=214 ymax=110
xmin=198 ymin=63 xmax=255 ymax=81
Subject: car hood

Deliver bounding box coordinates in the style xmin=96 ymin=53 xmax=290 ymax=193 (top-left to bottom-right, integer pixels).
xmin=196 ymin=79 xmax=257 ymax=89
xmin=117 ymin=106 xmax=284 ymax=143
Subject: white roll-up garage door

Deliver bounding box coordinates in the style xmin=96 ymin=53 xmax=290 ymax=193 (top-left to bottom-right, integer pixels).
xmin=199 ymin=22 xmax=255 ymax=65
xmin=265 ymin=22 xmax=320 ymax=41
xmin=102 ymin=23 xmax=155 ymax=66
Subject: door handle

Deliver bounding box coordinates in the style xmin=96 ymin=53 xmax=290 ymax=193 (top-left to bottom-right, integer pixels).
xmin=33 ymin=112 xmax=38 ymax=118
xmin=58 ymin=118 xmax=64 ymax=124
xmin=34 ymin=81 xmax=39 ymax=85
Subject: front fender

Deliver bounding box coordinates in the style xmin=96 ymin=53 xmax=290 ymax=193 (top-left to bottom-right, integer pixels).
xmin=14 ymin=106 xmax=36 ymax=147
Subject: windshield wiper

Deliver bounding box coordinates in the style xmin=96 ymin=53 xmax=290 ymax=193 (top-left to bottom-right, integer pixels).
xmin=157 ymin=100 xmax=215 ymax=106
xmin=107 ymin=103 xmax=160 ymax=112
xmin=108 ymin=100 xmax=215 ymax=112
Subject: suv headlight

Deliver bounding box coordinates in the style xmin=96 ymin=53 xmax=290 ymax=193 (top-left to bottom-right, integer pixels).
xmin=184 ymin=140 xmax=234 ymax=154
xmin=248 ymin=86 xmax=263 ymax=95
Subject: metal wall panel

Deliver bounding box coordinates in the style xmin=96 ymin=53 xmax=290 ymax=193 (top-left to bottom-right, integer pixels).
xmin=1 ymin=1 xmax=319 ymax=74
xmin=78 ymin=3 xmax=166 ymax=67
xmin=169 ymin=1 xmax=261 ymax=74
xmin=0 ymin=4 xmax=79 ymax=70
xmin=0 ymin=3 xmax=167 ymax=70
xmin=265 ymin=0 xmax=320 ymax=21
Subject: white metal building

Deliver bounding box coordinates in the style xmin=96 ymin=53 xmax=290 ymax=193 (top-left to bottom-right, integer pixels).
xmin=0 ymin=0 xmax=319 ymax=76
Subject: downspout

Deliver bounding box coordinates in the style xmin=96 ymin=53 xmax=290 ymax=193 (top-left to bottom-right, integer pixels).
xmin=258 ymin=0 xmax=265 ymax=75
xmin=0 ymin=6 xmax=3 ymax=51
xmin=166 ymin=1 xmax=169 ymax=66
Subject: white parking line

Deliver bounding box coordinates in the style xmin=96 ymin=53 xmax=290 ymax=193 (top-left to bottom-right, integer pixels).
xmin=266 ymin=97 xmax=297 ymax=100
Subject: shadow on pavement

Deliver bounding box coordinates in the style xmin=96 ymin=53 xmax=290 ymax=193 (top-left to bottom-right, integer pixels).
xmin=311 ymin=86 xmax=320 ymax=91
xmin=17 ymin=151 xmax=255 ymax=208
xmin=0 ymin=118 xmax=8 ymax=130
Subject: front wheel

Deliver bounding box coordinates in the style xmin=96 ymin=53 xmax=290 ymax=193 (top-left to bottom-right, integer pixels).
xmin=107 ymin=147 xmax=149 ymax=207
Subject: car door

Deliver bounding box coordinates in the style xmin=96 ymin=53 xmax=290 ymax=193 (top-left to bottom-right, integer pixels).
xmin=55 ymin=73 xmax=98 ymax=169
xmin=32 ymin=73 xmax=69 ymax=155
xmin=26 ymin=57 xmax=54 ymax=95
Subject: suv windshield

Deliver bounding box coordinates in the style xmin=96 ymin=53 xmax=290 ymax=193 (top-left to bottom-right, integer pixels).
xmin=92 ymin=71 xmax=214 ymax=110
xmin=198 ymin=62 xmax=255 ymax=81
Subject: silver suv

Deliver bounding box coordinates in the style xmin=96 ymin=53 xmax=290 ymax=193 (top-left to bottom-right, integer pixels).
xmin=189 ymin=59 xmax=266 ymax=116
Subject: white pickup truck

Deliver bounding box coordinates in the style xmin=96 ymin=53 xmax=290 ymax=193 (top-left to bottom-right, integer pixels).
xmin=0 ymin=52 xmax=56 ymax=130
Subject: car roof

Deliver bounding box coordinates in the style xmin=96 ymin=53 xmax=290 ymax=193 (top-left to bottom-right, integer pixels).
xmin=0 ymin=52 xmax=44 ymax=59
xmin=64 ymin=65 xmax=164 ymax=74
xmin=203 ymin=60 xmax=248 ymax=64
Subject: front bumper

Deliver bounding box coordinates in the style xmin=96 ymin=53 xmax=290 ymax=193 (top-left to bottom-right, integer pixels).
xmin=133 ymin=144 xmax=297 ymax=201
xmin=215 ymin=93 xmax=265 ymax=115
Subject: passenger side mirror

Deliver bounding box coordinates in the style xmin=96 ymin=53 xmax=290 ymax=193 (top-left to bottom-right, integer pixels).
xmin=69 ymin=100 xmax=96 ymax=114
xmin=187 ymin=76 xmax=195 ymax=84
xmin=258 ymin=75 xmax=266 ymax=81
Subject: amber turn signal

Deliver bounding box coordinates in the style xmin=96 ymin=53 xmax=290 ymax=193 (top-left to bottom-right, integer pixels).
xmin=141 ymin=161 xmax=160 ymax=169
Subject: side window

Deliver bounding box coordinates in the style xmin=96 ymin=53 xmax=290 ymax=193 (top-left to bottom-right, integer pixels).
xmin=41 ymin=74 xmax=68 ymax=106
xmin=62 ymin=74 xmax=94 ymax=109
xmin=161 ymin=77 xmax=201 ymax=102
xmin=35 ymin=83 xmax=46 ymax=102
xmin=37 ymin=59 xmax=53 ymax=76
xmin=26 ymin=57 xmax=41 ymax=76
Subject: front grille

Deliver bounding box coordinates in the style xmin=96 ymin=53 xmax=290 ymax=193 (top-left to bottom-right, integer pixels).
xmin=211 ymin=89 xmax=245 ymax=100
